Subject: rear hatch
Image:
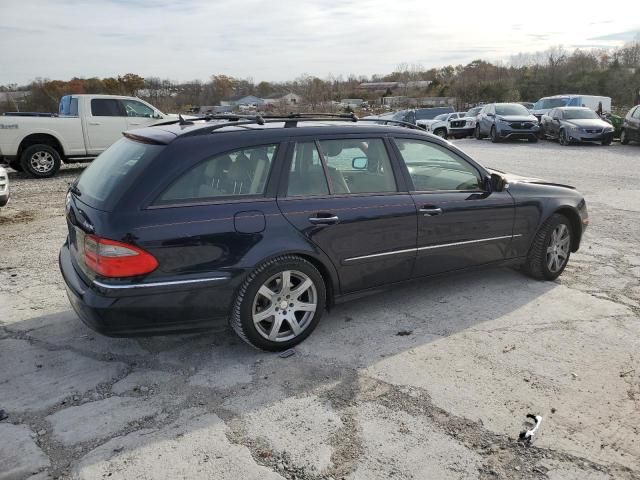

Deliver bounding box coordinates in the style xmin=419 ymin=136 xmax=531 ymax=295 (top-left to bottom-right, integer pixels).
xmin=66 ymin=137 xmax=166 ymax=281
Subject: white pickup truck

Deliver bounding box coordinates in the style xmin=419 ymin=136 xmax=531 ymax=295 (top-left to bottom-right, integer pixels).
xmin=0 ymin=94 xmax=172 ymax=177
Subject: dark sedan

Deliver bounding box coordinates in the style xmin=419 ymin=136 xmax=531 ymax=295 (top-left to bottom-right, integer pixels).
xmin=59 ymin=115 xmax=588 ymax=351
xmin=475 ymin=103 xmax=540 ymax=143
xmin=541 ymin=107 xmax=614 ymax=146
xmin=620 ymin=104 xmax=640 ymax=145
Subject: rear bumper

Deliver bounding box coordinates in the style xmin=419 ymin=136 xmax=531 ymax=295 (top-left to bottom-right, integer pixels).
xmin=59 ymin=242 xmax=236 ymax=336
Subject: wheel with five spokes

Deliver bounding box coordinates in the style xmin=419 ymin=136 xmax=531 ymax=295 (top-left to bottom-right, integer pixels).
xmin=231 ymin=255 xmax=326 ymax=350
xmin=523 ymin=213 xmax=573 ymax=280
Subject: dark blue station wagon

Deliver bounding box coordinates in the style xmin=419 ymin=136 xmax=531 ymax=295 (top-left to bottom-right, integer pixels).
xmin=60 ymin=115 xmax=588 ymax=350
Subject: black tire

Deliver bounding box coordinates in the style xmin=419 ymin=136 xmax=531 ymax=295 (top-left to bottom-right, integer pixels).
xmin=523 ymin=213 xmax=573 ymax=281
xmin=528 ymin=137 xmax=538 ymax=143
xmin=474 ymin=125 xmax=483 ymax=140
xmin=20 ymin=144 xmax=61 ymax=178
xmin=490 ymin=126 xmax=500 ymax=143
xmin=559 ymin=129 xmax=569 ymax=146
xmin=601 ymin=137 xmax=612 ymax=146
xmin=231 ymin=255 xmax=326 ymax=351
xmin=620 ymin=129 xmax=629 ymax=145
xmin=434 ymin=128 xmax=447 ymax=139
xmin=8 ymin=159 xmax=23 ymax=172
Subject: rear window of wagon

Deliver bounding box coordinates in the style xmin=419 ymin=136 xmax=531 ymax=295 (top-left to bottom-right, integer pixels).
xmin=76 ymin=138 xmax=164 ymax=211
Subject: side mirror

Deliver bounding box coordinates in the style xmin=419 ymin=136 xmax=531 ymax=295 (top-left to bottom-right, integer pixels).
xmin=489 ymin=173 xmax=505 ymax=192
xmin=352 ymin=157 xmax=368 ymax=170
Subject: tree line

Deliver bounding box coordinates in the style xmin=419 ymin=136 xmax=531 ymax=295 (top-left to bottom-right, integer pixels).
xmin=1 ymin=42 xmax=639 ymax=115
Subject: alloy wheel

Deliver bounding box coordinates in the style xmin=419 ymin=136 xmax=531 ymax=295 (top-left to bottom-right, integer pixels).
xmin=546 ymin=224 xmax=571 ymax=273
xmin=251 ymin=270 xmax=317 ymax=342
xmin=29 ymin=151 xmax=55 ymax=173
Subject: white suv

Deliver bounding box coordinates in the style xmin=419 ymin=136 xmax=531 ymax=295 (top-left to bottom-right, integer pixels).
xmin=417 ymin=112 xmax=466 ymax=138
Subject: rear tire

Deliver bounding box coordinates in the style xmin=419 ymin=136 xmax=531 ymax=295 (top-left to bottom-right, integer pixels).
xmin=20 ymin=144 xmax=61 ymax=178
xmin=620 ymin=129 xmax=629 ymax=145
xmin=523 ymin=213 xmax=572 ymax=281
xmin=231 ymin=255 xmax=326 ymax=351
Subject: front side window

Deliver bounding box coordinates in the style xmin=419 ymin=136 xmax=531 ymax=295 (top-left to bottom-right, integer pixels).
xmin=318 ymin=138 xmax=397 ymax=194
xmin=395 ymin=139 xmax=482 ymax=192
xmin=121 ymin=99 xmax=155 ymax=118
xmin=91 ymin=98 xmax=125 ymax=116
xmin=159 ymin=144 xmax=278 ymax=202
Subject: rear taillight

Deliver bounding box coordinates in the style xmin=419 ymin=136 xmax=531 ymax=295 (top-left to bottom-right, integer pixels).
xmin=83 ymin=235 xmax=158 ymax=278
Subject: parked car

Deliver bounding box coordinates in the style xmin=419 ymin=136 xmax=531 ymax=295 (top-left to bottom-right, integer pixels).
xmin=541 ymin=107 xmax=614 ymax=146
xmin=0 ymin=166 xmax=9 ymax=207
xmin=518 ymin=102 xmax=535 ymax=110
xmin=369 ymin=107 xmax=455 ymax=127
xmin=417 ymin=112 xmax=466 ymax=138
xmin=475 ymin=103 xmax=540 ymax=143
xmin=448 ymin=106 xmax=482 ymax=138
xmin=531 ymin=95 xmax=611 ymax=121
xmin=620 ymin=105 xmax=640 ymax=145
xmin=0 ymin=94 xmax=173 ymax=178
xmin=60 ymin=114 xmax=588 ymax=351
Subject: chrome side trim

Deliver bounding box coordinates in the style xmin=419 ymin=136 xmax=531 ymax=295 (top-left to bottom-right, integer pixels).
xmin=344 ymin=235 xmax=522 ymax=263
xmin=417 ymin=234 xmax=520 ymax=251
xmin=93 ymin=276 xmax=228 ymax=290
xmin=343 ymin=247 xmax=417 ymax=263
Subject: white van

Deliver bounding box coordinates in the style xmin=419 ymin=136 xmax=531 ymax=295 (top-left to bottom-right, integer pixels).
xmin=532 ymin=95 xmax=611 ymax=119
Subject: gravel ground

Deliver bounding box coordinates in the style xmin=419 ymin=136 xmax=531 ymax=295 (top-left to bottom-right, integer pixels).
xmin=0 ymin=138 xmax=639 ymax=480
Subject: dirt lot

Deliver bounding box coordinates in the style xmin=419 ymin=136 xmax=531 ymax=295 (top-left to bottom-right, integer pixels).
xmin=1 ymin=139 xmax=639 ymax=480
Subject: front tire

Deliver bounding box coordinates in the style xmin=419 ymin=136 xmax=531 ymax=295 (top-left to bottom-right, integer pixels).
xmin=523 ymin=214 xmax=572 ymax=281
xmin=490 ymin=126 xmax=500 ymax=143
xmin=559 ymin=129 xmax=570 ymax=146
xmin=474 ymin=125 xmax=483 ymax=140
xmin=231 ymin=255 xmax=326 ymax=351
xmin=528 ymin=137 xmax=538 ymax=143
xmin=620 ymin=129 xmax=629 ymax=145
xmin=434 ymin=128 xmax=447 ymax=139
xmin=20 ymin=144 xmax=61 ymax=178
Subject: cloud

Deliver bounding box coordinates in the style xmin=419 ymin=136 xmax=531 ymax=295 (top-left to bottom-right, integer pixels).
xmin=589 ymin=29 xmax=640 ymax=41
xmin=0 ymin=0 xmax=636 ymax=85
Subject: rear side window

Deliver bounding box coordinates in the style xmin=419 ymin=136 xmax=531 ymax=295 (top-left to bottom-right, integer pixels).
xmin=59 ymin=96 xmax=78 ymax=116
xmin=77 ymin=138 xmax=163 ymax=208
xmin=91 ymin=99 xmax=125 ymax=116
xmin=159 ymin=144 xmax=278 ymax=203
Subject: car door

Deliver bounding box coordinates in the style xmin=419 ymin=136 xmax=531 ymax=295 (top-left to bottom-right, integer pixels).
xmin=121 ymin=99 xmax=162 ymax=130
xmin=479 ymin=105 xmax=494 ymax=135
xmin=85 ymin=98 xmax=128 ymax=154
xmin=276 ymin=135 xmax=417 ymax=294
xmin=547 ymin=109 xmax=560 ymax=137
xmin=391 ymin=137 xmax=515 ymax=277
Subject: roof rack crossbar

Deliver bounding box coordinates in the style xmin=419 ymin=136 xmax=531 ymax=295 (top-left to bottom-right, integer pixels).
xmin=157 ymin=113 xmax=426 ymax=136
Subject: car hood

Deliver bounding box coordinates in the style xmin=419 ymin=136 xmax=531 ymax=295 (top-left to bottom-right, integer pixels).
xmin=486 ymin=168 xmax=575 ymax=190
xmin=563 ymin=118 xmax=610 ymax=128
xmin=497 ymin=115 xmax=537 ymax=122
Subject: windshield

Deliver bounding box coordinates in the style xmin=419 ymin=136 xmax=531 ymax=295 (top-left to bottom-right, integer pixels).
xmin=563 ymin=109 xmax=599 ymax=120
xmin=434 ymin=114 xmax=449 ymax=121
xmin=76 ymin=138 xmax=164 ymax=210
xmin=534 ymin=97 xmax=570 ymax=110
xmin=495 ymin=104 xmax=530 ymax=116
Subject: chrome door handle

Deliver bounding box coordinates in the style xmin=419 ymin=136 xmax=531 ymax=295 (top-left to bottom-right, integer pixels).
xmin=419 ymin=207 xmax=443 ymax=216
xmin=308 ymin=215 xmax=339 ymax=225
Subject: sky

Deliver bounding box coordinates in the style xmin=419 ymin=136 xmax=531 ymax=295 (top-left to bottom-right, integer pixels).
xmin=0 ymin=0 xmax=638 ymax=85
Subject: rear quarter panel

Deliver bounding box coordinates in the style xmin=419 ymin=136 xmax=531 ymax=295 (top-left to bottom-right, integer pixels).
xmin=0 ymin=116 xmax=85 ymax=156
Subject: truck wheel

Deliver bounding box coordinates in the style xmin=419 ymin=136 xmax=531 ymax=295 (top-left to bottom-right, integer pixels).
xmin=231 ymin=255 xmax=326 ymax=351
xmin=434 ymin=128 xmax=447 ymax=138
xmin=20 ymin=144 xmax=61 ymax=178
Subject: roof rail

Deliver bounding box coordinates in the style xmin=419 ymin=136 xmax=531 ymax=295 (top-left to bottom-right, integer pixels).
xmin=154 ymin=112 xmax=426 ymax=136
